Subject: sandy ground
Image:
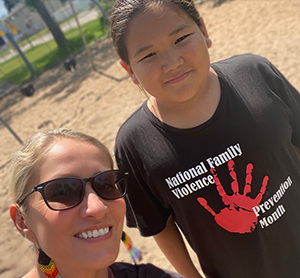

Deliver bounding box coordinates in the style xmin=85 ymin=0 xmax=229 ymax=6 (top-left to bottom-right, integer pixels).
xmin=1 ymin=0 xmax=299 ymax=277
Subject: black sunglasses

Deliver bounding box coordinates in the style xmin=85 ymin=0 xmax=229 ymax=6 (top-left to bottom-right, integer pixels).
xmin=17 ymin=170 xmax=128 ymax=211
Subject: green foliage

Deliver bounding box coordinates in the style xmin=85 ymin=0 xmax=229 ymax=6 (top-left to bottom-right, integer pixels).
xmin=0 ymin=16 xmax=109 ymax=85
xmin=3 ymin=0 xmax=21 ymax=12
xmin=24 ymin=0 xmax=36 ymax=8
xmin=97 ymin=0 xmax=112 ymax=33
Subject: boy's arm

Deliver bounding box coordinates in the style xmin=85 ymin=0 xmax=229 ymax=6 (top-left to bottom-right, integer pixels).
xmin=153 ymin=215 xmax=205 ymax=278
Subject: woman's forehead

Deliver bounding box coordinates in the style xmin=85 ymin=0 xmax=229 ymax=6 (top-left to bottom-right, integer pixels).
xmin=31 ymin=139 xmax=109 ymax=181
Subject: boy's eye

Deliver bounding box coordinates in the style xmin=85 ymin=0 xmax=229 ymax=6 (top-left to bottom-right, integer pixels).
xmin=140 ymin=52 xmax=156 ymax=61
xmin=175 ymin=34 xmax=190 ymax=44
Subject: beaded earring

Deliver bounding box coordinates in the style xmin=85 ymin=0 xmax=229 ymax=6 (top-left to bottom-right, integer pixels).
xmin=121 ymin=231 xmax=142 ymax=264
xmin=37 ymin=246 xmax=61 ymax=278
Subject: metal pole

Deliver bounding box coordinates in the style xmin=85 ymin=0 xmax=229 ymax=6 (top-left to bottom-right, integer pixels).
xmin=90 ymin=0 xmax=110 ymax=20
xmin=66 ymin=0 xmax=95 ymax=70
xmin=5 ymin=32 xmax=35 ymax=75
xmin=103 ymin=0 xmax=113 ymax=5
xmin=0 ymin=115 xmax=23 ymax=144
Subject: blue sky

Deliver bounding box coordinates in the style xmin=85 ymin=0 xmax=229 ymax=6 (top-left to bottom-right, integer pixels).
xmin=0 ymin=0 xmax=8 ymax=18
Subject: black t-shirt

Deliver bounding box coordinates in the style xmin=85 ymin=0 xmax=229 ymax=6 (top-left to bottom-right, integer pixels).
xmin=110 ymin=263 xmax=184 ymax=278
xmin=115 ymin=54 xmax=300 ymax=278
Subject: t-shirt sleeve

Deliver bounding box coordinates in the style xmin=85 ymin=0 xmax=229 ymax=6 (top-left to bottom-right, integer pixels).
xmin=264 ymin=59 xmax=300 ymax=148
xmin=213 ymin=54 xmax=300 ymax=148
xmin=115 ymin=129 xmax=172 ymax=236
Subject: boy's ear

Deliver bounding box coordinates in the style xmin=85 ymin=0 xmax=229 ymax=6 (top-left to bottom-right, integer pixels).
xmin=200 ymin=18 xmax=212 ymax=49
xmin=119 ymin=60 xmax=140 ymax=85
xmin=10 ymin=204 xmax=35 ymax=242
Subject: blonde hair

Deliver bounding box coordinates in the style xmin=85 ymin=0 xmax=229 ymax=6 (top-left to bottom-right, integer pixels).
xmin=9 ymin=128 xmax=113 ymax=211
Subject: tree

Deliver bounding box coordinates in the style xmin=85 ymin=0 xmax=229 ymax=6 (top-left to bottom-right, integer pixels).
xmin=25 ymin=0 xmax=66 ymax=47
xmin=4 ymin=0 xmax=67 ymax=47
xmin=3 ymin=0 xmax=21 ymax=12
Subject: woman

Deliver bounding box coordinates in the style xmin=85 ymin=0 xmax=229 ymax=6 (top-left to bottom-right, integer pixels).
xmin=9 ymin=128 xmax=184 ymax=278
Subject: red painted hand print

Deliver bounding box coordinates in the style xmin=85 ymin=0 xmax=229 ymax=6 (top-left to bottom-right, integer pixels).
xmin=197 ymin=160 xmax=269 ymax=234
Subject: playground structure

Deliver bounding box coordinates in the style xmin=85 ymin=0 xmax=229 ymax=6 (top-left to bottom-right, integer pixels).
xmin=0 ymin=0 xmax=120 ymax=147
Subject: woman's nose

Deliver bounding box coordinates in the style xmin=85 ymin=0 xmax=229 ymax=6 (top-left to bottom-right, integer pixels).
xmin=79 ymin=183 xmax=108 ymax=218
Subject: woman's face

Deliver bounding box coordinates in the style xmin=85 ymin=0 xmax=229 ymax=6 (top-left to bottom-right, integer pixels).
xmin=22 ymin=138 xmax=126 ymax=272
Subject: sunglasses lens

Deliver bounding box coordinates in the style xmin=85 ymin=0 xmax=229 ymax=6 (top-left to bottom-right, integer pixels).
xmin=93 ymin=171 xmax=126 ymax=200
xmin=44 ymin=178 xmax=83 ymax=210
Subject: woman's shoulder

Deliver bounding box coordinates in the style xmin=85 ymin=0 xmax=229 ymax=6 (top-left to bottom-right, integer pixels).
xmin=110 ymin=262 xmax=185 ymax=278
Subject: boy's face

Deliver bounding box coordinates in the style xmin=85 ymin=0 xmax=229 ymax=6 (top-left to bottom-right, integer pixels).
xmin=122 ymin=3 xmax=212 ymax=106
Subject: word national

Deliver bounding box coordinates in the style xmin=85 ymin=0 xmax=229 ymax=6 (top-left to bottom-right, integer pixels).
xmin=165 ymin=162 xmax=208 ymax=189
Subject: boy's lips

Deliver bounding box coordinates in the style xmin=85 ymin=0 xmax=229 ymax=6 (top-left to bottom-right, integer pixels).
xmin=165 ymin=71 xmax=190 ymax=84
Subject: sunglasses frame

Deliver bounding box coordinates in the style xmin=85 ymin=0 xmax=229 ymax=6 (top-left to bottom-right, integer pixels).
xmin=17 ymin=170 xmax=128 ymax=211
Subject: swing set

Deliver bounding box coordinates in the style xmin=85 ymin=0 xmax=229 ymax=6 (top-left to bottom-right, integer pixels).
xmin=0 ymin=0 xmax=118 ymax=147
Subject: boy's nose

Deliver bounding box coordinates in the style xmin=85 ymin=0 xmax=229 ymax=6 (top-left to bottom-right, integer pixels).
xmin=162 ymin=50 xmax=183 ymax=72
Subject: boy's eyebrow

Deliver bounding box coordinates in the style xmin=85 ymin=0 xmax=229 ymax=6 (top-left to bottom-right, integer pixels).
xmin=134 ymin=45 xmax=153 ymax=58
xmin=133 ymin=24 xmax=190 ymax=58
xmin=169 ymin=24 xmax=190 ymax=36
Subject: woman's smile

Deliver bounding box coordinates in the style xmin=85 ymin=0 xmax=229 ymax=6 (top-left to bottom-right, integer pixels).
xmin=75 ymin=226 xmax=110 ymax=239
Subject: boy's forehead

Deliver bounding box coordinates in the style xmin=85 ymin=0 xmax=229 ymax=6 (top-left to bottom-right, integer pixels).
xmin=144 ymin=2 xmax=186 ymax=18
xmin=126 ymin=3 xmax=194 ymax=40
xmin=125 ymin=3 xmax=196 ymax=53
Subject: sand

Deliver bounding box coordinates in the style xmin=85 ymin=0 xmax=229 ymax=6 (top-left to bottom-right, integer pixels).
xmin=1 ymin=0 xmax=299 ymax=277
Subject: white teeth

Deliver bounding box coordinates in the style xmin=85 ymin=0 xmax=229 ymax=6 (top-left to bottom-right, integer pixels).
xmin=93 ymin=230 xmax=99 ymax=237
xmin=99 ymin=229 xmax=105 ymax=236
xmin=82 ymin=232 xmax=88 ymax=239
xmin=76 ymin=227 xmax=109 ymax=239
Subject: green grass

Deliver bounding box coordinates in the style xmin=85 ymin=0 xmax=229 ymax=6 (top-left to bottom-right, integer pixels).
xmin=0 ymin=47 xmax=10 ymax=57
xmin=18 ymin=15 xmax=79 ymax=48
xmin=0 ymin=15 xmax=110 ymax=85
xmin=18 ymin=28 xmax=50 ymax=47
